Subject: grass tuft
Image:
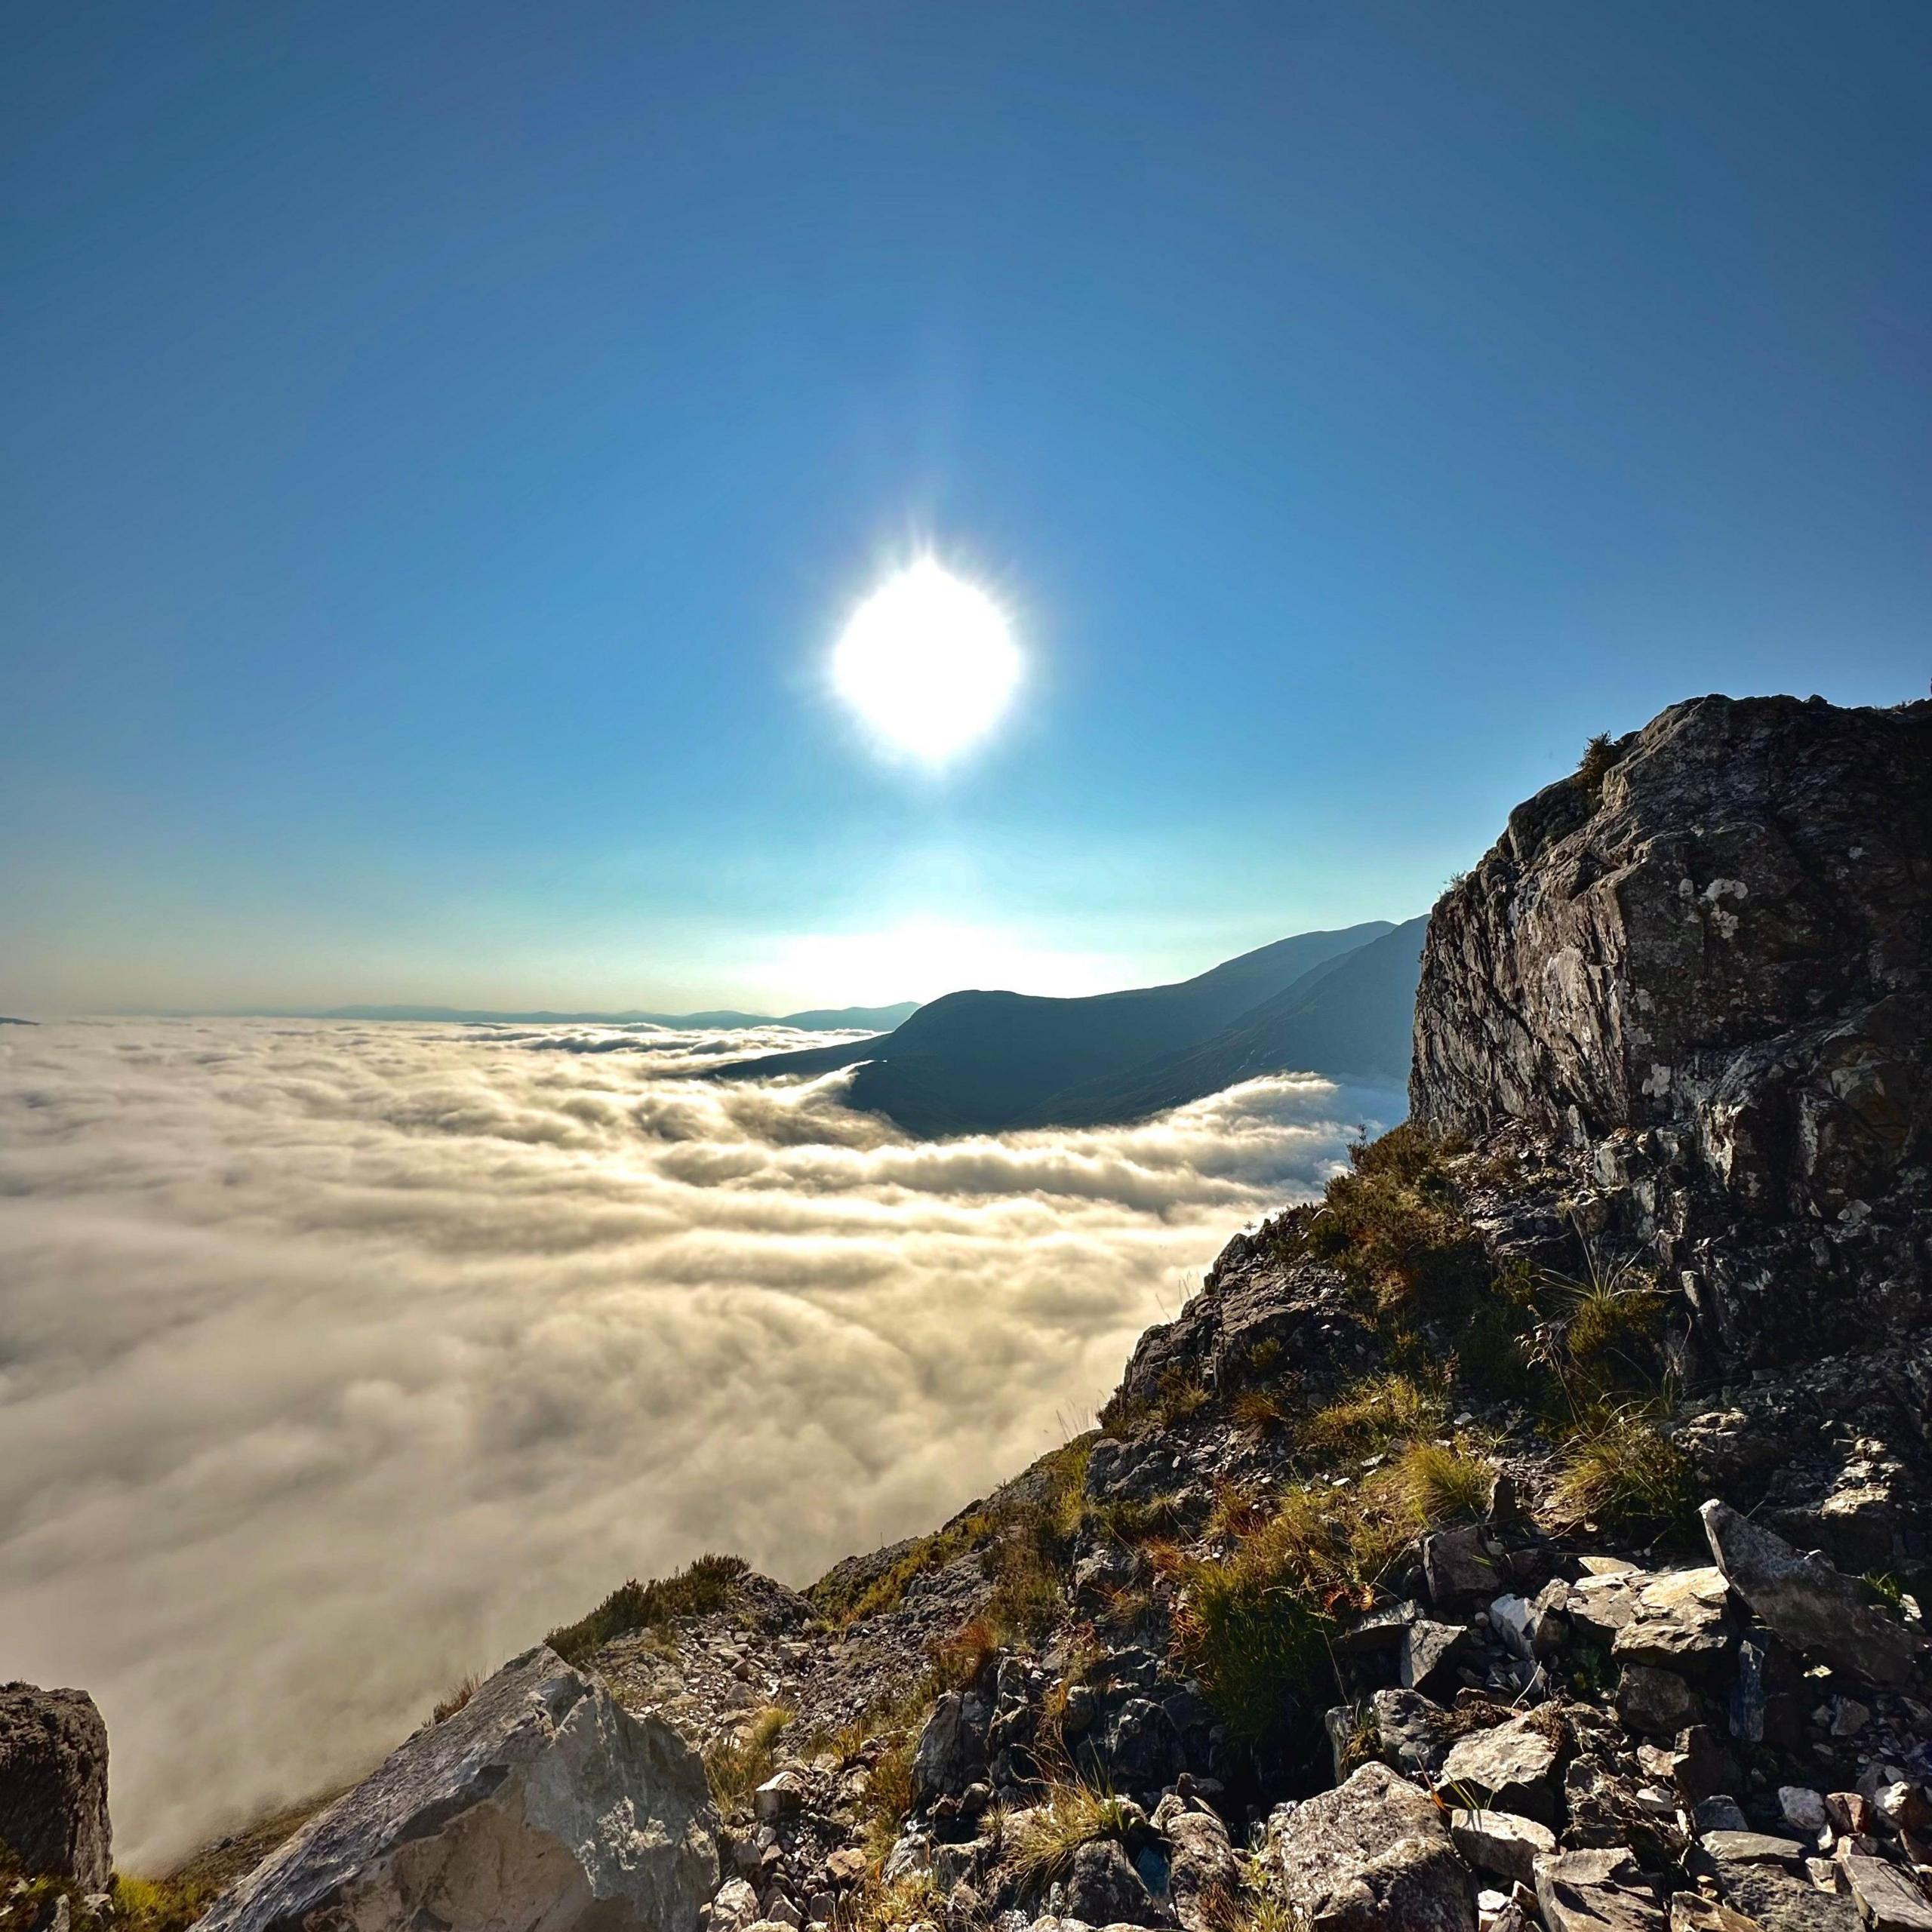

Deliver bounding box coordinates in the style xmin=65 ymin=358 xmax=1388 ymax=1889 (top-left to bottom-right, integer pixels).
xmin=704 ymin=1703 xmax=793 ymax=1814
xmin=1392 ymin=1440 xmax=1491 ymax=1526
xmin=546 ymin=1552 xmax=749 ymax=1666
xmin=1555 ymin=1412 xmax=1691 ymax=1531
xmin=1006 ymin=1774 xmax=1134 ymax=1886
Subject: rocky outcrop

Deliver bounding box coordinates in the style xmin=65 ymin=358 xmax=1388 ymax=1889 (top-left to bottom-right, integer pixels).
xmin=191 ymin=1647 xmax=716 ymax=1932
xmin=1263 ymin=1763 xmax=1475 ymax=1930
xmin=1412 ymin=694 xmax=1931 ymax=1374
xmin=0 ymin=1684 xmax=111 ymax=1891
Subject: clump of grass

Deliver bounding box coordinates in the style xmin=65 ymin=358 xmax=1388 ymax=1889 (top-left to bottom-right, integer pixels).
xmin=705 ymin=1703 xmax=793 ymax=1814
xmin=1232 ymin=1386 xmax=1291 ymax=1435
xmin=1090 ymin=1491 xmax=1187 ymax=1544
xmin=1006 ymin=1774 xmax=1134 ymax=1886
xmin=1101 ymin=1367 xmax=1211 ymax=1436
xmin=114 ymin=1875 xmax=223 ymax=1932
xmin=1207 ymin=1478 xmax=1271 ymax=1544
xmin=431 ymin=1674 xmax=479 ymax=1724
xmin=1525 ymin=1242 xmax=1669 ymax=1412
xmin=1393 ymin=1440 xmax=1492 ymax=1526
xmin=859 ymin=1734 xmax=918 ymax=1863
xmin=1575 ymin=732 xmax=1618 ymax=795
xmin=1282 ymin=1124 xmax=1489 ymax=1314
xmin=1555 ymin=1412 xmax=1692 ymax=1531
xmin=546 ymin=1552 xmax=749 ymax=1666
xmin=847 ymin=1871 xmax=937 ymax=1932
xmin=1305 ymin=1371 xmax=1445 ymax=1452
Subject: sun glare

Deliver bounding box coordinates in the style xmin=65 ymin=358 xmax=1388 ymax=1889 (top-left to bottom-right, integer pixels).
xmin=832 ymin=558 xmax=1021 ymax=764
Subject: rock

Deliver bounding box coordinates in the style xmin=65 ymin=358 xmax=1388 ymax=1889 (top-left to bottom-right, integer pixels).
xmin=1697 ymin=1801 xmax=1752 ymax=1835
xmin=1672 ymin=1728 xmax=1742 ymax=1806
xmin=1164 ymin=1811 xmax=1238 ymax=1932
xmin=1424 ymin=1527 xmax=1503 ymax=1609
xmin=1838 ymin=1852 xmax=1932 ymax=1932
xmin=1440 ymin=1714 xmax=1565 ymax=1826
xmin=754 ymin=1772 xmax=806 ymax=1822
xmin=1781 ymin=1790 xmax=1831 ymax=1840
xmin=1619 ymin=1666 xmax=1704 ymax=1737
xmin=1370 ymin=1688 xmax=1454 ymax=1780
xmin=1533 ymin=1848 xmax=1665 ymax=1932
xmin=1672 ymin=1898 xmax=1764 ymax=1932
xmin=0 ymin=1684 xmax=112 ymax=1892
xmin=1875 ymin=1786 xmax=1932 ymax=1838
xmin=190 ymin=1646 xmax=718 ymax=1932
xmin=1450 ymin=1810 xmax=1557 ymax=1887
xmin=1701 ymin=1504 xmax=1916 ymax=1686
xmin=1264 ymin=1763 xmax=1474 ymax=1931
xmin=712 ymin=1879 xmax=762 ymax=1932
xmin=1061 ymin=1841 xmax=1148 ymax=1927
xmin=1094 ymin=1697 xmax=1183 ymax=1795
xmin=1700 ymin=1829 xmax=1859 ymax=1931
xmin=1614 ymin=1570 xmax=1734 ymax=1677
xmin=1403 ymin=1620 xmax=1472 ymax=1694
xmin=824 ymin=1850 xmax=868 ymax=1889
xmin=1411 ymin=694 xmax=1932 ymax=1380
xmin=914 ymin=1692 xmax=990 ymax=1800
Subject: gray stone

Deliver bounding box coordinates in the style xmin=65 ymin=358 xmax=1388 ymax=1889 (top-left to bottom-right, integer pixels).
xmin=711 ymin=1878 xmax=761 ymax=1932
xmin=1618 ymin=1666 xmax=1704 ymax=1737
xmin=1613 ymin=1570 xmax=1734 ymax=1677
xmin=0 ymin=1684 xmax=111 ymax=1891
xmin=1450 ymin=1810 xmax=1557 ymax=1887
xmin=754 ymin=1772 xmax=805 ymax=1822
xmin=913 ymin=1691 xmax=989 ymax=1799
xmin=1061 ymin=1841 xmax=1148 ymax=1927
xmin=1165 ymin=1810 xmax=1238 ymax=1932
xmin=1701 ymin=1504 xmax=1916 ymax=1686
xmin=1424 ymin=1527 xmax=1503 ymax=1609
xmin=1533 ymin=1848 xmax=1665 ymax=1932
xmin=1672 ymin=1899 xmax=1764 ymax=1932
xmin=1403 ymin=1620 xmax=1472 ymax=1694
xmin=1440 ymin=1714 xmax=1565 ymax=1825
xmin=191 ymin=1646 xmax=718 ymax=1932
xmin=1838 ymin=1853 xmax=1932 ymax=1932
xmin=1264 ymin=1762 xmax=1474 ymax=1931
xmin=1701 ymin=1829 xmax=1860 ymax=1932
xmin=1781 ymin=1789 xmax=1830 ymax=1839
xmin=1370 ymin=1687 xmax=1454 ymax=1780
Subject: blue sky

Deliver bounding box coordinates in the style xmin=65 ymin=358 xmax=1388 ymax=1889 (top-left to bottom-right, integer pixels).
xmin=4 ymin=2 xmax=1927 ymax=1014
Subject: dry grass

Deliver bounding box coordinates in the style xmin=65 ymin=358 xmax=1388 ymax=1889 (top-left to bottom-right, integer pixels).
xmin=1232 ymin=1386 xmax=1291 ymax=1435
xmin=1392 ymin=1441 xmax=1491 ymax=1526
xmin=705 ymin=1703 xmax=793 ymax=1814
xmin=431 ymin=1674 xmax=479 ymax=1724
xmin=845 ymin=1872 xmax=938 ymax=1932
xmin=1304 ymin=1371 xmax=1445 ymax=1452
xmin=546 ymin=1552 xmax=749 ymax=1666
xmin=1005 ymin=1773 xmax=1134 ymax=1886
xmin=1555 ymin=1412 xmax=1691 ymax=1531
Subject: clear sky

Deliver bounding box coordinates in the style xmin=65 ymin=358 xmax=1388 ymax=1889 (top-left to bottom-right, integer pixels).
xmin=4 ymin=2 xmax=1927 ymax=1014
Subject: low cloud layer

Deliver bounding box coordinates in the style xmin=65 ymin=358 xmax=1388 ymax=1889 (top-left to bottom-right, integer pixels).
xmin=0 ymin=1019 xmax=1400 ymax=1866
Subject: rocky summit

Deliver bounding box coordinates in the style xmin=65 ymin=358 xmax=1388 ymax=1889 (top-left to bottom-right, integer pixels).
xmin=4 ymin=691 xmax=1930 ymax=1932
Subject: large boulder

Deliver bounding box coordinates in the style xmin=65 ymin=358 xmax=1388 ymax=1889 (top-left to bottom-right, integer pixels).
xmin=1263 ymin=1762 xmax=1475 ymax=1931
xmin=1411 ymin=693 xmax=1932 ymax=1372
xmin=1701 ymin=1500 xmax=1917 ymax=1684
xmin=0 ymin=1684 xmax=111 ymax=1891
xmin=191 ymin=1647 xmax=717 ymax=1932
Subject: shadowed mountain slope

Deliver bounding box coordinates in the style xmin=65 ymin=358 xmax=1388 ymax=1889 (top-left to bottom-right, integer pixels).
xmin=1025 ymin=914 xmax=1427 ymax=1128
xmin=709 ymin=922 xmax=1397 ymax=1135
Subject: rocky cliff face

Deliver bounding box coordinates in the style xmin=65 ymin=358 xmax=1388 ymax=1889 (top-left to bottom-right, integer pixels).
xmin=1413 ymin=694 xmax=1931 ymax=1376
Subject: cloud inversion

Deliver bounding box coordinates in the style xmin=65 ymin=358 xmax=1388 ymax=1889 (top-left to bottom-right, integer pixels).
xmin=0 ymin=1018 xmax=1401 ymax=1866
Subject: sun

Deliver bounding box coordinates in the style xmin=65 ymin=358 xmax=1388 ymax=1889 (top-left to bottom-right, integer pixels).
xmin=832 ymin=558 xmax=1022 ymax=764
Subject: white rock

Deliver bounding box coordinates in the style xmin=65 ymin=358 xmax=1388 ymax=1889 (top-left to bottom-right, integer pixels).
xmin=191 ymin=1646 xmax=718 ymax=1932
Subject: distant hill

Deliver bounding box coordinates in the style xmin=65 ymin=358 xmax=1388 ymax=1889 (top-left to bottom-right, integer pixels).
xmin=709 ymin=922 xmax=1404 ymax=1135
xmin=1023 ymin=915 xmax=1426 ymax=1128
xmin=282 ymin=1002 xmax=922 ymax=1031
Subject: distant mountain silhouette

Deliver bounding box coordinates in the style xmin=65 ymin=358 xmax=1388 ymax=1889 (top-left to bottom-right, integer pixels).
xmin=281 ymin=1002 xmax=921 ymax=1031
xmin=1023 ymin=915 xmax=1426 ymax=1128
xmin=709 ymin=922 xmax=1407 ymax=1134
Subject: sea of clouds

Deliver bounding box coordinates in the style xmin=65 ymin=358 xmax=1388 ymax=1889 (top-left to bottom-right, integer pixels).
xmin=0 ymin=1017 xmax=1401 ymax=1866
